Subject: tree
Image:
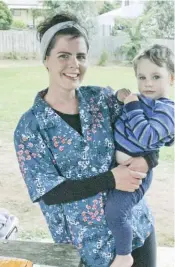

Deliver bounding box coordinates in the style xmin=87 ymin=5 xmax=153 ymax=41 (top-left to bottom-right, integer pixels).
xmin=112 ymin=15 xmax=150 ymax=62
xmin=99 ymin=1 xmax=121 ymax=15
xmin=43 ymin=0 xmax=98 ymax=37
xmin=143 ymin=0 xmax=174 ymax=39
xmin=0 ymin=1 xmax=13 ymax=30
xmin=31 ymin=9 xmax=42 ymax=28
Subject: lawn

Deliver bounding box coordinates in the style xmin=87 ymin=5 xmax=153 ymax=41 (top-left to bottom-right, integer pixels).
xmin=0 ymin=65 xmax=174 ymax=161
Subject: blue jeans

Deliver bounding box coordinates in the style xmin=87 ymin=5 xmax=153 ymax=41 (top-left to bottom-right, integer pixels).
xmin=104 ymin=171 xmax=152 ymax=255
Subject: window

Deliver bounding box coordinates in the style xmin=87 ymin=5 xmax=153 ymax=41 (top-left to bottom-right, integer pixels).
xmin=12 ymin=9 xmax=21 ymax=16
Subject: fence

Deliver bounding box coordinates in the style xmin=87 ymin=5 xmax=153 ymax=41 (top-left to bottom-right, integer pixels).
xmin=0 ymin=30 xmax=40 ymax=57
xmin=0 ymin=30 xmax=174 ymax=62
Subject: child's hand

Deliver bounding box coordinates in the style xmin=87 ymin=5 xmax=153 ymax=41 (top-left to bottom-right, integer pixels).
xmin=117 ymin=88 xmax=131 ymax=103
xmin=124 ymin=93 xmax=139 ymax=104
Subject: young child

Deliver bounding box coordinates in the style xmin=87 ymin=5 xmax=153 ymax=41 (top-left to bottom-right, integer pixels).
xmin=105 ymin=44 xmax=175 ymax=267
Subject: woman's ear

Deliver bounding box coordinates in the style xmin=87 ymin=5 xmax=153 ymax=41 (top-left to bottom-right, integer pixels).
xmin=44 ymin=56 xmax=49 ymax=71
xmin=170 ymin=74 xmax=174 ymax=86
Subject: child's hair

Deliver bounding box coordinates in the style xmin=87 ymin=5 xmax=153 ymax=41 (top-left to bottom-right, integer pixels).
xmin=133 ymin=44 xmax=174 ymax=75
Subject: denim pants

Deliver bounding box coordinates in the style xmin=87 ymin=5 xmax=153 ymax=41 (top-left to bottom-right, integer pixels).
xmin=104 ymin=171 xmax=152 ymax=255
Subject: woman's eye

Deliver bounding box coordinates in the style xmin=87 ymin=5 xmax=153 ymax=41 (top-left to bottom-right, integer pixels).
xmin=58 ymin=54 xmax=69 ymax=59
xmin=77 ymin=55 xmax=86 ymax=61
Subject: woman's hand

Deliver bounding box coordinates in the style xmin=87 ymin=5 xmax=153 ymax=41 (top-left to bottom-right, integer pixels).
xmin=111 ymin=165 xmax=146 ymax=192
xmin=122 ymin=156 xmax=149 ymax=173
xmin=124 ymin=93 xmax=139 ymax=104
xmin=116 ymin=88 xmax=131 ymax=103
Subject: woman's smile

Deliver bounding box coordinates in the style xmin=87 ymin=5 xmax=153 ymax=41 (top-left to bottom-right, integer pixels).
xmin=63 ymin=72 xmax=80 ymax=80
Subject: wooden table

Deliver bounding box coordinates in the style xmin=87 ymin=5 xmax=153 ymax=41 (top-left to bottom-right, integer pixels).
xmin=0 ymin=240 xmax=81 ymax=267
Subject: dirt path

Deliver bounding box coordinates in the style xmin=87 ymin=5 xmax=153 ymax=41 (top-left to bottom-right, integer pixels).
xmin=0 ymin=137 xmax=174 ymax=245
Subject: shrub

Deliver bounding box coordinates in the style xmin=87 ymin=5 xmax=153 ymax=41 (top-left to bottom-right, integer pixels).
xmin=12 ymin=20 xmax=27 ymax=29
xmin=0 ymin=1 xmax=13 ymax=30
xmin=98 ymin=51 xmax=109 ymax=66
xmin=0 ymin=52 xmax=39 ymax=60
xmin=120 ymin=41 xmax=141 ymax=63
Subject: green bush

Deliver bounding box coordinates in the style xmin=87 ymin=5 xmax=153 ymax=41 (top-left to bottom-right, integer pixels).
xmin=112 ymin=16 xmax=152 ymax=62
xmin=0 ymin=1 xmax=13 ymax=30
xmin=12 ymin=20 xmax=27 ymax=29
xmin=120 ymin=41 xmax=141 ymax=63
xmin=0 ymin=52 xmax=39 ymax=60
xmin=98 ymin=51 xmax=109 ymax=66
xmin=3 ymin=52 xmax=19 ymax=60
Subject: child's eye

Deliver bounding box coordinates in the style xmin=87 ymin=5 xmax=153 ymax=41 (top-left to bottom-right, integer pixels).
xmin=153 ymin=75 xmax=160 ymax=80
xmin=138 ymin=76 xmax=145 ymax=80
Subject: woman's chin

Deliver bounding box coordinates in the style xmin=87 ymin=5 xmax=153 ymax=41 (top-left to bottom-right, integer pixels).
xmin=64 ymin=81 xmax=81 ymax=90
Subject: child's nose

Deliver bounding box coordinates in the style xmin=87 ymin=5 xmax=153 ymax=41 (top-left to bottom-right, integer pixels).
xmin=145 ymin=79 xmax=153 ymax=87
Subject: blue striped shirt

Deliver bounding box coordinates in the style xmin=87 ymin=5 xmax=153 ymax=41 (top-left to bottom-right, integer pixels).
xmin=114 ymin=95 xmax=175 ymax=155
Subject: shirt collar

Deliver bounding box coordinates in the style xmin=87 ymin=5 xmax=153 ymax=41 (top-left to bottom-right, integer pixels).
xmin=32 ymin=87 xmax=92 ymax=130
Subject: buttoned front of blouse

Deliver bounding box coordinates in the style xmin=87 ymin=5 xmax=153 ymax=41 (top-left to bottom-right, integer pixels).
xmin=14 ymin=86 xmax=154 ymax=267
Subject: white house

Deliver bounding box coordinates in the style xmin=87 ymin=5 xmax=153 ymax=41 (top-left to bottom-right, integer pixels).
xmin=4 ymin=0 xmax=44 ymax=27
xmin=96 ymin=2 xmax=145 ymax=36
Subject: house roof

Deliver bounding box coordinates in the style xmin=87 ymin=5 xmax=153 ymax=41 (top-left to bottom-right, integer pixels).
xmin=4 ymin=0 xmax=43 ymax=9
xmin=97 ymin=3 xmax=145 ymax=25
xmin=4 ymin=0 xmax=38 ymax=4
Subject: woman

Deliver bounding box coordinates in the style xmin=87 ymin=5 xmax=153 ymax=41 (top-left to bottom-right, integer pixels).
xmin=14 ymin=13 xmax=157 ymax=267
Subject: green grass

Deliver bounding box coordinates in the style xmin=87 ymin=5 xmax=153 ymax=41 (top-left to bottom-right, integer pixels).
xmin=18 ymin=228 xmax=51 ymax=241
xmin=0 ymin=65 xmax=174 ymax=161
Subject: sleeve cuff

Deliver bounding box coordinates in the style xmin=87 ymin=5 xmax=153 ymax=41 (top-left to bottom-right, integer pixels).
xmin=103 ymin=170 xmax=116 ymax=189
xmin=144 ymin=152 xmax=159 ymax=169
xmin=125 ymin=101 xmax=142 ymax=112
xmin=94 ymin=170 xmax=115 ymax=191
xmin=115 ymin=91 xmax=124 ymax=105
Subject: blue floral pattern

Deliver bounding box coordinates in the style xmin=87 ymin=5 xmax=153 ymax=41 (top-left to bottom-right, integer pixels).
xmin=14 ymin=86 xmax=154 ymax=267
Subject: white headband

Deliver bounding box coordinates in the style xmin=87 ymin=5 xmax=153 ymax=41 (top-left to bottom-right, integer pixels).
xmin=40 ymin=21 xmax=89 ymax=62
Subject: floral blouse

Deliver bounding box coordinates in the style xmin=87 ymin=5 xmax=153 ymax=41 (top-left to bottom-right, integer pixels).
xmin=14 ymin=86 xmax=154 ymax=267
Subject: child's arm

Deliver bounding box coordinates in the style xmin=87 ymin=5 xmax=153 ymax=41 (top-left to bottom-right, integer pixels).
xmin=123 ymin=96 xmax=174 ymax=149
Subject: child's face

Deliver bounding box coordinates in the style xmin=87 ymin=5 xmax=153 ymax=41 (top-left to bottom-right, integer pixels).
xmin=136 ymin=58 xmax=173 ymax=99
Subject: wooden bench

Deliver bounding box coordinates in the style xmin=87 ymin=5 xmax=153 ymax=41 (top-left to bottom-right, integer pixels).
xmin=0 ymin=240 xmax=81 ymax=267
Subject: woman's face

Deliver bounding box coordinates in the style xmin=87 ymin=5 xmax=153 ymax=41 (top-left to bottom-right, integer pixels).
xmin=44 ymin=35 xmax=88 ymax=92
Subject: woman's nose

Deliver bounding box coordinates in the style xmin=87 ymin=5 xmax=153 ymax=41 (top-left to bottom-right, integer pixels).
xmin=69 ymin=55 xmax=79 ymax=68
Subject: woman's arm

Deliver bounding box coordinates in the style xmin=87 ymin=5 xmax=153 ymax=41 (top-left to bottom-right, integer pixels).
xmin=43 ymin=165 xmax=145 ymax=205
xmin=14 ymin=115 xmax=67 ymax=203
xmin=43 ymin=171 xmax=115 ymax=205
xmin=102 ymin=86 xmax=123 ymax=123
xmin=14 ymin=112 xmax=145 ymax=206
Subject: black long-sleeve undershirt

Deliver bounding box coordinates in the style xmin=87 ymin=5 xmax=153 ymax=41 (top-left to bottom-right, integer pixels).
xmin=42 ymin=110 xmax=159 ymax=205
xmin=43 ymin=170 xmax=115 ymax=205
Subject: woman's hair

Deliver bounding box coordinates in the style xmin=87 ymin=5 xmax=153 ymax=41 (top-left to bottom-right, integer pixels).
xmin=37 ymin=13 xmax=89 ymax=58
xmin=133 ymin=44 xmax=174 ymax=75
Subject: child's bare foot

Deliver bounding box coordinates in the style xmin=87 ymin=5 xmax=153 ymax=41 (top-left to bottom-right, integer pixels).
xmin=110 ymin=254 xmax=133 ymax=267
